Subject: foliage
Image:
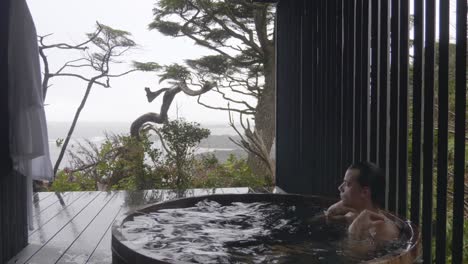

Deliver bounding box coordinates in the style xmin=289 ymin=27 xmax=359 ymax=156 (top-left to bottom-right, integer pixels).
xmin=407 ymin=37 xmax=468 ymax=263
xmin=160 ymin=119 xmax=210 ymax=157
xmin=157 ymin=119 xmax=211 ymax=188
xmin=56 ymin=119 xmax=212 ymax=190
xmin=55 ymin=138 xmax=64 ymax=147
xmin=64 ymin=132 xmax=165 ymax=191
xmin=50 ymin=170 xmax=95 ymax=192
xmin=48 ymin=119 xmax=270 ymax=192
xmin=443 ymin=212 xmax=468 ymax=263
xmin=191 ymin=153 xmax=266 ymax=188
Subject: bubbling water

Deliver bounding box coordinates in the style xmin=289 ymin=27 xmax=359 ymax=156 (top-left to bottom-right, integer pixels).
xmin=119 ymin=200 xmax=406 ymax=263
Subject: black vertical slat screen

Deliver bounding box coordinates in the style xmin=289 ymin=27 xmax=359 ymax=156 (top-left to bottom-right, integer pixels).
xmin=452 ymin=0 xmax=467 ymax=263
xmin=435 ymin=0 xmax=449 ymax=262
xmin=354 ymin=0 xmax=363 ymax=162
xmin=410 ymin=0 xmax=424 ymax=226
xmin=336 ymin=0 xmax=343 ymax=184
xmin=361 ymin=0 xmax=370 ymax=162
xmin=323 ymin=0 xmax=330 ymax=193
xmin=337 ymin=0 xmax=344 ymax=187
xmin=369 ymin=0 xmax=379 ymax=164
xmin=389 ymin=0 xmax=400 ymax=213
xmin=316 ymin=0 xmax=325 ymax=193
xmin=351 ymin=0 xmax=357 ymax=163
xmin=378 ymin=0 xmax=390 ymax=178
xmin=327 ymin=0 xmax=335 ymax=193
xmin=0 ymin=0 xmax=7 ymax=258
xmin=346 ymin=0 xmax=355 ymax=168
xmin=275 ymin=0 xmax=302 ymax=193
xmin=422 ymin=0 xmax=436 ymax=262
xmin=275 ymin=1 xmax=466 ymax=261
xmin=342 ymin=0 xmax=354 ymax=174
xmin=310 ymin=0 xmax=320 ymax=194
xmin=300 ymin=0 xmax=314 ymax=194
xmin=397 ymin=0 xmax=409 ymax=218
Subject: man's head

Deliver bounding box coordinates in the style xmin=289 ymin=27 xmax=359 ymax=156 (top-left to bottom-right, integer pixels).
xmin=338 ymin=162 xmax=385 ymax=210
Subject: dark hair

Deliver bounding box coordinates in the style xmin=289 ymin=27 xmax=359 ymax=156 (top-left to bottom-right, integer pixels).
xmin=348 ymin=162 xmax=385 ymax=207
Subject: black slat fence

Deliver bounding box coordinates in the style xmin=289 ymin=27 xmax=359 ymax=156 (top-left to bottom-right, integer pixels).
xmin=275 ymin=0 xmax=467 ymax=263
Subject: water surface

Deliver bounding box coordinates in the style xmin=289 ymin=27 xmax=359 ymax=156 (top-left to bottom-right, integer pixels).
xmin=120 ymin=200 xmax=406 ymax=263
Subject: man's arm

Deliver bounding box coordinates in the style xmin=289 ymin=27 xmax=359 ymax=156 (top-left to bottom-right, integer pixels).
xmin=305 ymin=201 xmax=358 ymax=225
xmin=348 ymin=210 xmax=399 ymax=241
xmin=325 ymin=201 xmax=357 ymax=224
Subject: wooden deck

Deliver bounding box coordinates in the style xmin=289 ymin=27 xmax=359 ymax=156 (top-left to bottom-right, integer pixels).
xmin=7 ymin=187 xmax=278 ymax=264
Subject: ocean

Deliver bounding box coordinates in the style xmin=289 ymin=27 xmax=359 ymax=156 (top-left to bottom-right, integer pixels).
xmin=47 ymin=121 xmax=244 ymax=169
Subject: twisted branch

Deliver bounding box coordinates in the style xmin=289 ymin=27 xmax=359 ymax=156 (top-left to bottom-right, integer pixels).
xmin=131 ymin=82 xmax=216 ymax=138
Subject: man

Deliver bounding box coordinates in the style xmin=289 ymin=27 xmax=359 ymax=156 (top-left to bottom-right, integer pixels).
xmin=325 ymin=162 xmax=400 ymax=241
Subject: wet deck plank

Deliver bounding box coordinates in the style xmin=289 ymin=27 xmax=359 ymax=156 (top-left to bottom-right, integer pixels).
xmin=30 ymin=192 xmax=86 ymax=234
xmin=8 ymin=188 xmax=259 ymax=264
xmin=32 ymin=192 xmax=71 ymax=217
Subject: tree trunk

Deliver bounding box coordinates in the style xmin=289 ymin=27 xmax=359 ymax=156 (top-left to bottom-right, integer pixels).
xmin=248 ymin=50 xmax=276 ymax=182
xmin=53 ymin=79 xmax=97 ymax=176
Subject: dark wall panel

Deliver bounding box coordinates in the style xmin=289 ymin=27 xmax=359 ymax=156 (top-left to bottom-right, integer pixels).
xmin=0 ymin=0 xmax=12 ymax=175
xmin=0 ymin=0 xmax=29 ymax=262
xmin=275 ymin=0 xmax=303 ymax=193
xmin=276 ymin=0 xmax=348 ymax=196
xmin=0 ymin=171 xmax=27 ymax=263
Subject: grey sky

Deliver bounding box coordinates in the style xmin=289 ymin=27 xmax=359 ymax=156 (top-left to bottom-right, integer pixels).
xmin=27 ymin=0 xmax=244 ymax=125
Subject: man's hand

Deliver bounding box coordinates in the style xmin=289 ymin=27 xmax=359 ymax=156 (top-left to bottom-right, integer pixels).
xmin=325 ymin=201 xmax=357 ymax=223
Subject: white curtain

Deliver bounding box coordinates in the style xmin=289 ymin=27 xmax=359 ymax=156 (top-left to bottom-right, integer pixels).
xmin=8 ymin=0 xmax=53 ymax=229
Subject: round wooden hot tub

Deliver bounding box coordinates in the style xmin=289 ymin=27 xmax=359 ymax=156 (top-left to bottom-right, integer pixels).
xmin=111 ymin=193 xmax=421 ymax=264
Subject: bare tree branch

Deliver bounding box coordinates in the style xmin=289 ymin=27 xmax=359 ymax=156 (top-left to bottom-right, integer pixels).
xmin=228 ymin=111 xmax=275 ymax=184
xmin=48 ymin=73 xmax=109 ymax=88
xmin=197 ymin=96 xmax=255 ymax=115
xmin=142 ymin=124 xmax=175 ymax=159
xmin=213 ymin=87 xmax=255 ymax=110
xmin=55 ymin=58 xmax=90 ymax=74
xmin=106 ymin=69 xmax=139 ymax=78
xmin=38 ymin=25 xmax=102 ymax=50
xmin=179 ymin=80 xmax=216 ymax=96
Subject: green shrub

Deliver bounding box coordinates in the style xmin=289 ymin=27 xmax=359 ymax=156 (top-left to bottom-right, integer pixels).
xmin=50 ymin=170 xmax=95 ymax=192
xmin=191 ymin=154 xmax=267 ymax=188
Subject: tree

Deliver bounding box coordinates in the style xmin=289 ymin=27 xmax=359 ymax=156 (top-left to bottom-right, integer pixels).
xmin=38 ymin=22 xmax=160 ymax=176
xmin=130 ymin=0 xmax=276 ymax=178
xmin=155 ymin=119 xmax=211 ymax=187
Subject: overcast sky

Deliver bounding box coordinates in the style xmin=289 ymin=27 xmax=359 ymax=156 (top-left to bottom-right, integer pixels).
xmin=27 ymin=0 xmax=241 ymax=125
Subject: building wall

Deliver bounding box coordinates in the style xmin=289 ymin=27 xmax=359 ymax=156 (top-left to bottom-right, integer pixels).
xmin=0 ymin=172 xmax=28 ymax=263
xmin=0 ymin=0 xmax=28 ymax=262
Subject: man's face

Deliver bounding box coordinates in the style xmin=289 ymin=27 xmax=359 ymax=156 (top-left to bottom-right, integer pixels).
xmin=338 ymin=169 xmax=367 ymax=209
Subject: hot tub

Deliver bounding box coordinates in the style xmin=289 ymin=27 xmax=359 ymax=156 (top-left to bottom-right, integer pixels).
xmin=112 ymin=193 xmax=420 ymax=264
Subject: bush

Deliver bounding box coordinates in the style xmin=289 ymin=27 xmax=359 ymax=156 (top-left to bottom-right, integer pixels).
xmin=50 ymin=170 xmax=95 ymax=192
xmin=48 ymin=119 xmax=268 ymax=192
xmin=191 ymin=154 xmax=267 ymax=188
